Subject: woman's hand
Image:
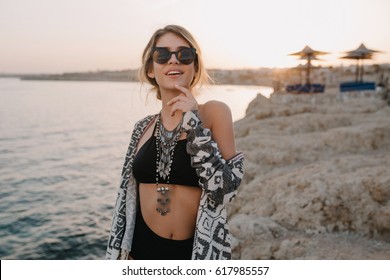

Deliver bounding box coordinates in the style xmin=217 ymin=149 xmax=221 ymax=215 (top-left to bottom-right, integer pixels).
xmin=167 ymin=85 xmax=198 ymax=117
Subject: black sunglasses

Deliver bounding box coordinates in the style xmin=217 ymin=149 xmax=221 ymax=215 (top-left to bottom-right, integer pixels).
xmin=151 ymin=47 xmax=197 ymax=65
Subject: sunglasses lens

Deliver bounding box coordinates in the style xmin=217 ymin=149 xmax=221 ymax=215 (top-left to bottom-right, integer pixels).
xmin=177 ymin=48 xmax=195 ymax=65
xmin=152 ymin=47 xmax=196 ymax=64
xmin=152 ymin=48 xmax=170 ymax=64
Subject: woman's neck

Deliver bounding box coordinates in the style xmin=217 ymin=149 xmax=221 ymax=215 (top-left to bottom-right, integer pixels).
xmin=160 ymin=88 xmax=183 ymax=130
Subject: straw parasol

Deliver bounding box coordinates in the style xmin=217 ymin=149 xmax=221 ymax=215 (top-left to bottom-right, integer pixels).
xmin=341 ymin=43 xmax=380 ymax=82
xmin=289 ymin=45 xmax=328 ymax=86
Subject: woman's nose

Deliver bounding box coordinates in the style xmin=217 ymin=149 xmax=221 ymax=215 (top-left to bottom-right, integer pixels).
xmin=168 ymin=53 xmax=179 ymax=64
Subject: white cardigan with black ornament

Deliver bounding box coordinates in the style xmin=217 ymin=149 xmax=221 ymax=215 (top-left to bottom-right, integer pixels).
xmin=106 ymin=110 xmax=245 ymax=260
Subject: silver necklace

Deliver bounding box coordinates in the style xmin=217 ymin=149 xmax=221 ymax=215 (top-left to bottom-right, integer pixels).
xmin=155 ymin=113 xmax=183 ymax=216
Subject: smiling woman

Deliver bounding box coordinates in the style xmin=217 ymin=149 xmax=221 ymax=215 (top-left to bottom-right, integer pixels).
xmin=105 ymin=25 xmax=245 ymax=260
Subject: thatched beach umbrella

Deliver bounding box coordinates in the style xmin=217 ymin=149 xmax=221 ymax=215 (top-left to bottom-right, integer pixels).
xmin=289 ymin=45 xmax=328 ymax=86
xmin=341 ymin=43 xmax=380 ymax=82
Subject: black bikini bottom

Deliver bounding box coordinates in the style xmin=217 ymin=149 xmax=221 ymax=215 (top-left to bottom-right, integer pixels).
xmin=129 ymin=207 xmax=194 ymax=260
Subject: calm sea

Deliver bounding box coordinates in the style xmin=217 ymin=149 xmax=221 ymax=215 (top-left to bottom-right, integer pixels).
xmin=0 ymin=78 xmax=272 ymax=259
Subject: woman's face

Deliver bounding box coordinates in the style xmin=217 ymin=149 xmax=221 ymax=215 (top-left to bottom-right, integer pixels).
xmin=148 ymin=32 xmax=196 ymax=93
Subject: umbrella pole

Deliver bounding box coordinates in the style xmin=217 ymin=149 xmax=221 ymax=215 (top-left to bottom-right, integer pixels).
xmin=360 ymin=60 xmax=364 ymax=83
xmin=355 ymin=59 xmax=360 ymax=83
xmin=307 ymin=57 xmax=311 ymax=87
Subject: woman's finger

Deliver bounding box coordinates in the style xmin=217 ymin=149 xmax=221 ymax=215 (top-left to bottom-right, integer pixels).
xmin=170 ymin=101 xmax=185 ymax=116
xmin=175 ymin=84 xmax=193 ymax=98
xmin=167 ymin=94 xmax=184 ymax=106
xmin=170 ymin=101 xmax=196 ymax=116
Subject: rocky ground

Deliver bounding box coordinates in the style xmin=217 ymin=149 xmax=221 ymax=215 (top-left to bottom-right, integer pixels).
xmin=230 ymin=89 xmax=390 ymax=259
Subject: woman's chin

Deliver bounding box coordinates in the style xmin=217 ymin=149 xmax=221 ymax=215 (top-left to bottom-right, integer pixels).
xmin=166 ymin=82 xmax=190 ymax=91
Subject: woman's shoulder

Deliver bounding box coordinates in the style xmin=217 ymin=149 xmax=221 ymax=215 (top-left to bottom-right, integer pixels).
xmin=199 ymin=100 xmax=232 ymax=128
xmin=200 ymin=100 xmax=231 ymax=117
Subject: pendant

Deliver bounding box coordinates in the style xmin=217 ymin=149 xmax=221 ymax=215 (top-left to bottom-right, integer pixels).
xmin=156 ymin=186 xmax=170 ymax=216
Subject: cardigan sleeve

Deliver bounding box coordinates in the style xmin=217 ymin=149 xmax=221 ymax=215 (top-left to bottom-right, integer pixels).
xmin=182 ymin=110 xmax=245 ymax=205
xmin=106 ymin=114 xmax=157 ymax=260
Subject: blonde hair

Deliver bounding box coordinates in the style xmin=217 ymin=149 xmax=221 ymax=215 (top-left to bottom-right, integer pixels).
xmin=139 ymin=25 xmax=212 ymax=100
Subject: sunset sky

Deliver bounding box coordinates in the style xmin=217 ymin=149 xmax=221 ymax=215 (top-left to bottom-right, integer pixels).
xmin=1 ymin=0 xmax=389 ymax=74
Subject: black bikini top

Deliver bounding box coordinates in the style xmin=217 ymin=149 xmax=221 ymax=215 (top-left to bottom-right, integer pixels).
xmin=132 ymin=122 xmax=200 ymax=188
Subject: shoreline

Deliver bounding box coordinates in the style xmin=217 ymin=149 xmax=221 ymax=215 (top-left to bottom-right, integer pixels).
xmin=4 ymin=63 xmax=389 ymax=88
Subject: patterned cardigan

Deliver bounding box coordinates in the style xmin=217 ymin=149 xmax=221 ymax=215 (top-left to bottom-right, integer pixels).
xmin=105 ymin=110 xmax=245 ymax=260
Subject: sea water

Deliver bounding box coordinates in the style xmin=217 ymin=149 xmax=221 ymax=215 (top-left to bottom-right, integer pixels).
xmin=0 ymin=78 xmax=272 ymax=259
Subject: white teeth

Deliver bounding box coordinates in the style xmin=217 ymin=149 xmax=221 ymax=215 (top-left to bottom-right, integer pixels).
xmin=167 ymin=71 xmax=182 ymax=76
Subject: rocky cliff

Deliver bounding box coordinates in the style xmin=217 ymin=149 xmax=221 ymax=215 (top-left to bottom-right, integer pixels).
xmin=231 ymin=89 xmax=390 ymax=259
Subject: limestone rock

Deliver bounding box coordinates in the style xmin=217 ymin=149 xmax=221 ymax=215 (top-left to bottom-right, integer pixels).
xmin=231 ymin=90 xmax=390 ymax=259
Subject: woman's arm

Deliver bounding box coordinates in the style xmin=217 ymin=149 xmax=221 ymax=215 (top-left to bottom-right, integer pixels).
xmin=167 ymin=85 xmax=245 ymax=205
xmin=182 ymin=106 xmax=245 ymax=205
xmin=199 ymin=100 xmax=237 ymax=160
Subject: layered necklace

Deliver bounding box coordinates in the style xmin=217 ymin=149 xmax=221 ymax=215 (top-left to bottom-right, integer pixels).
xmin=155 ymin=112 xmax=183 ymax=216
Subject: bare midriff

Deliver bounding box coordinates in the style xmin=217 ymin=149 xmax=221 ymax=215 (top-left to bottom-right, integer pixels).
xmin=139 ymin=183 xmax=201 ymax=240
